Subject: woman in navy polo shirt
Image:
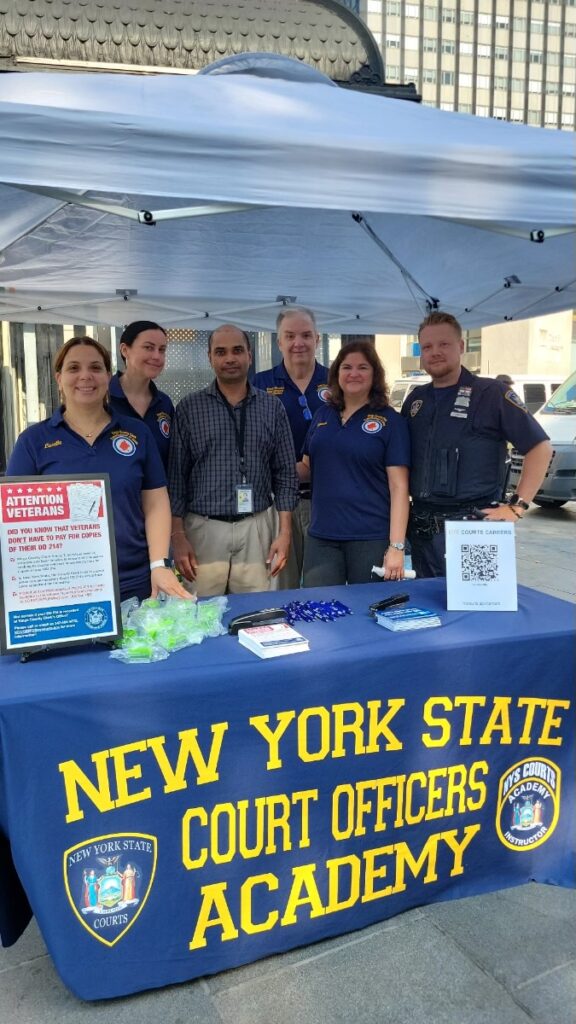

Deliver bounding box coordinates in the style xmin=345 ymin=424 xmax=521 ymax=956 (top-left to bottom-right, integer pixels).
xmin=302 ymin=341 xmax=410 ymax=586
xmin=108 ymin=321 xmax=174 ymax=468
xmin=7 ymin=336 xmax=191 ymax=604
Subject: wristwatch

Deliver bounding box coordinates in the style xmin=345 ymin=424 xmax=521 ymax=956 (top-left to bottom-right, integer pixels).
xmin=508 ymin=494 xmax=530 ymax=512
xmin=150 ymin=558 xmax=172 ymax=570
xmin=388 ymin=542 xmax=405 ymax=551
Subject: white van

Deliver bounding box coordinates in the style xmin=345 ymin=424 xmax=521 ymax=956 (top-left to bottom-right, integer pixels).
xmin=389 ymin=374 xmax=563 ymax=413
xmin=508 ymin=370 xmax=576 ymax=509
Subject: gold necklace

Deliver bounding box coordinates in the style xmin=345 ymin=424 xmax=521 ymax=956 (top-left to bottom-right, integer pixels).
xmin=64 ymin=413 xmax=109 ymax=439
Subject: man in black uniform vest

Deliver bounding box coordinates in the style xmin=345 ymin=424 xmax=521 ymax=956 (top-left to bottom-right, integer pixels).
xmin=402 ymin=311 xmax=552 ymax=578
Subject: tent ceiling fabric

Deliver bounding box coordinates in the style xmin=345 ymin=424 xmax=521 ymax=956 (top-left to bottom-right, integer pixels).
xmin=0 ymin=71 xmax=574 ymax=332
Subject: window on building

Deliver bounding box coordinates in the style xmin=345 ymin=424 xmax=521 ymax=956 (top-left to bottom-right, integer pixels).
xmin=442 ymin=9 xmax=456 ymax=23
xmin=528 ymin=80 xmax=542 ymax=93
xmin=510 ymin=109 xmax=524 ymax=121
xmin=476 ymin=75 xmax=490 ymax=89
xmin=478 ymin=44 xmax=491 ymax=58
xmin=405 ymin=36 xmax=419 ymax=50
xmin=513 ymin=17 xmax=527 ymax=31
xmin=548 ymin=22 xmax=561 ymax=36
xmin=441 ymin=70 xmax=455 ymax=84
xmin=440 ymin=101 xmax=454 ymax=110
xmin=442 ymin=41 xmax=455 ymax=54
xmin=423 ymin=5 xmax=438 ymax=19
xmin=476 ymin=105 xmax=489 ymax=116
xmin=530 ymin=52 xmax=543 ymax=64
xmin=545 ymin=82 xmax=559 ymax=94
xmin=460 ymin=41 xmax=473 ymax=55
xmin=565 ymin=55 xmax=576 ymax=68
xmin=386 ymin=65 xmax=400 ymax=78
xmin=386 ymin=35 xmax=401 ymax=47
xmin=493 ymin=107 xmax=507 ymax=119
xmin=564 ymin=82 xmax=576 ymax=96
xmin=494 ymin=76 xmax=508 ymax=90
xmin=530 ymin=20 xmax=544 ymax=35
xmin=495 ymin=47 xmax=509 ymax=61
xmin=458 ymin=102 xmax=473 ymax=112
xmin=423 ymin=37 xmax=438 ymax=52
xmin=423 ymin=68 xmax=437 ymax=83
xmin=511 ymin=78 xmax=525 ymax=92
xmin=566 ymin=23 xmax=576 ymax=37
xmin=512 ymin=49 xmax=526 ymax=62
xmin=460 ymin=10 xmax=474 ymax=25
xmin=545 ymin=111 xmax=559 ymax=125
xmin=459 ymin=73 xmax=473 ymax=87
xmin=405 ymin=67 xmax=419 ymax=79
xmin=527 ymin=110 xmax=541 ymax=125
xmin=405 ymin=3 xmax=419 ymax=16
xmin=478 ymin=13 xmax=492 ymax=26
xmin=370 ymin=0 xmax=384 ymax=12
xmin=495 ymin=15 xmax=509 ymax=29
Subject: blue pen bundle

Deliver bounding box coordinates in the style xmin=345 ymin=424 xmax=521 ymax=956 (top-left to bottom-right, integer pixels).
xmin=282 ymin=599 xmax=351 ymax=625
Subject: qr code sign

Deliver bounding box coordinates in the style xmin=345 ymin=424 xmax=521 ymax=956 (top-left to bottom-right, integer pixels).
xmin=461 ymin=544 xmax=499 ymax=581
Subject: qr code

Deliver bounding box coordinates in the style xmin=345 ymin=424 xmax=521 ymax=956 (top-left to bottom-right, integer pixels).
xmin=461 ymin=544 xmax=499 ymax=581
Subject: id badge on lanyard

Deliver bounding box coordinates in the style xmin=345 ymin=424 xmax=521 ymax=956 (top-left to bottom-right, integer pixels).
xmin=235 ymin=484 xmax=254 ymax=514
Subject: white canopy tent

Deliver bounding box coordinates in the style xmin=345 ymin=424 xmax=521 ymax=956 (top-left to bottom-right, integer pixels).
xmin=0 ymin=67 xmax=574 ymax=333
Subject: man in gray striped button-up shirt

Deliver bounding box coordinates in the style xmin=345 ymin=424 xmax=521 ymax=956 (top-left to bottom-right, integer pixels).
xmin=168 ymin=324 xmax=298 ymax=596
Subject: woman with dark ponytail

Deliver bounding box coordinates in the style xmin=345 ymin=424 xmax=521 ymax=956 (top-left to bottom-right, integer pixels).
xmin=109 ymin=321 xmax=174 ymax=468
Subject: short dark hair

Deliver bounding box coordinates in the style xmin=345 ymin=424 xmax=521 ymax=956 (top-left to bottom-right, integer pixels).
xmin=328 ymin=341 xmax=389 ymax=411
xmin=417 ymin=311 xmax=463 ymax=339
xmin=54 ymin=336 xmax=111 ymax=375
xmin=119 ymin=321 xmax=167 ymax=364
xmin=208 ymin=325 xmax=251 ymax=352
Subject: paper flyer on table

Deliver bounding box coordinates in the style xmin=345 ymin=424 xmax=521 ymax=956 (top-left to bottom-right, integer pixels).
xmin=445 ymin=520 xmax=518 ymax=612
xmin=0 ymin=475 xmax=121 ymax=654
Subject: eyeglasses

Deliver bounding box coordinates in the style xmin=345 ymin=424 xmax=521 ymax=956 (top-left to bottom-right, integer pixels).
xmin=298 ymin=395 xmax=313 ymax=421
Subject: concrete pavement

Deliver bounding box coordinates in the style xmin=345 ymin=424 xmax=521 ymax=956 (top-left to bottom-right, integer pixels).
xmin=1 ymin=502 xmax=574 ymax=1024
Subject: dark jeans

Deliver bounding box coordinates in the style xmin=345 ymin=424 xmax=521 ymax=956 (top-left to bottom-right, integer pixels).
xmin=303 ymin=535 xmax=389 ymax=587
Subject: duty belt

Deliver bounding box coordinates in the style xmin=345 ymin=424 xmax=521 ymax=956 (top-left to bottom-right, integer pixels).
xmin=409 ymin=503 xmax=490 ymax=538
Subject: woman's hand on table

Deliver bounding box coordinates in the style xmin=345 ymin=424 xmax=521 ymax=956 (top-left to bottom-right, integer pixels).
xmin=382 ymin=546 xmax=404 ymax=581
xmin=151 ymin=566 xmax=195 ymax=600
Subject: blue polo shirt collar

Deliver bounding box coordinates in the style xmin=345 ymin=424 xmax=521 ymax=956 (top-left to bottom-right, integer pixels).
xmin=110 ymin=373 xmax=162 ymax=408
xmin=50 ymin=406 xmax=126 ymax=431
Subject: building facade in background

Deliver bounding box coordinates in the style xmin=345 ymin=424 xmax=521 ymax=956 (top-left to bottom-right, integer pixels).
xmin=357 ymin=0 xmax=576 ymax=382
xmin=360 ymin=0 xmax=575 ymax=129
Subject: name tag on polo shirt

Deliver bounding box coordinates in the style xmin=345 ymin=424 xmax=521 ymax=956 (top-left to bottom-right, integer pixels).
xmin=236 ymin=484 xmax=254 ymax=514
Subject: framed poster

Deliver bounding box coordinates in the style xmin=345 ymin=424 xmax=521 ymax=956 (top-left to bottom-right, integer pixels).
xmin=0 ymin=475 xmax=121 ymax=655
xmin=445 ymin=520 xmax=518 ymax=612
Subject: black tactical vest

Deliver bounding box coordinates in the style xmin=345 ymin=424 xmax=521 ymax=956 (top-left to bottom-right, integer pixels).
xmin=405 ymin=369 xmax=507 ymax=506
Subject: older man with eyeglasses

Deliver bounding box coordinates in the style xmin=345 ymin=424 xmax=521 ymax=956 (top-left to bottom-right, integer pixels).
xmin=253 ymin=307 xmax=330 ymax=589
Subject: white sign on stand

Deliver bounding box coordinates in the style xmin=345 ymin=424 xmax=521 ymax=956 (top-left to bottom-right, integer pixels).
xmin=0 ymin=475 xmax=121 ymax=655
xmin=445 ymin=520 xmax=518 ymax=612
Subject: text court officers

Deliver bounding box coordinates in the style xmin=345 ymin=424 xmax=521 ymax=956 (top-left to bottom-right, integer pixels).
xmin=253 ymin=307 xmax=330 ymax=588
xmin=108 ymin=320 xmax=174 ymax=468
xmin=168 ymin=325 xmax=299 ymax=596
xmin=402 ymin=311 xmax=552 ymax=578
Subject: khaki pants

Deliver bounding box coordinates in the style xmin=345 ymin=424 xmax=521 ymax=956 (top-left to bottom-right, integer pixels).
xmin=184 ymin=508 xmax=275 ymax=597
xmin=271 ymin=498 xmax=310 ymax=591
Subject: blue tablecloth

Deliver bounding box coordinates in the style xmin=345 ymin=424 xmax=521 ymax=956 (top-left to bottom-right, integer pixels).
xmin=0 ymin=580 xmax=574 ymax=1000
